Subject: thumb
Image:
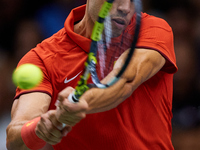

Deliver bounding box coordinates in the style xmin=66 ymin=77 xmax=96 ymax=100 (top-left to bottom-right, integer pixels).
xmin=55 ymin=86 xmax=75 ymax=106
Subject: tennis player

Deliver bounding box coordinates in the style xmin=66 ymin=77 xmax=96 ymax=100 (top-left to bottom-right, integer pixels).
xmin=6 ymin=0 xmax=177 ymax=149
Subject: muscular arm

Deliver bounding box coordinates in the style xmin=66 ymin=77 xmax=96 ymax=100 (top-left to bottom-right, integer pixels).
xmin=6 ymin=92 xmax=51 ymax=150
xmin=82 ymin=48 xmax=166 ymax=113
xmin=7 ymin=90 xmax=88 ymax=150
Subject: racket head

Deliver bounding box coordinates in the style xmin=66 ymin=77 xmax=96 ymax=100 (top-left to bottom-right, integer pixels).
xmin=90 ymin=0 xmax=143 ymax=87
xmin=72 ymin=0 xmax=143 ymax=101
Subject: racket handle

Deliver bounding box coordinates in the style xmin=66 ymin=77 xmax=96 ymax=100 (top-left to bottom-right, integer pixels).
xmin=68 ymin=93 xmax=79 ymax=103
xmin=62 ymin=123 xmax=66 ymax=128
xmin=60 ymin=93 xmax=79 ymax=128
xmin=55 ymin=93 xmax=78 ymax=129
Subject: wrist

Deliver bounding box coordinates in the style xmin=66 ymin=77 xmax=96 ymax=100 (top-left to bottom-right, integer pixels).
xmin=21 ymin=117 xmax=46 ymax=150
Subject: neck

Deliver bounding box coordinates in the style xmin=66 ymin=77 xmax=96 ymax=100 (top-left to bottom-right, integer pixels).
xmin=74 ymin=14 xmax=94 ymax=39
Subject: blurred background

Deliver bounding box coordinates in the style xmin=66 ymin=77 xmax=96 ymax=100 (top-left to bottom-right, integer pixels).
xmin=0 ymin=0 xmax=200 ymax=149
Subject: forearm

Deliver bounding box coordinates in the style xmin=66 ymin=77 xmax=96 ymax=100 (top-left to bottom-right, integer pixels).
xmin=7 ymin=112 xmax=64 ymax=150
xmin=6 ymin=122 xmax=30 ymax=150
xmin=83 ymin=49 xmax=166 ymax=114
xmin=84 ymin=73 xmax=137 ymax=114
xmin=7 ymin=93 xmax=52 ymax=149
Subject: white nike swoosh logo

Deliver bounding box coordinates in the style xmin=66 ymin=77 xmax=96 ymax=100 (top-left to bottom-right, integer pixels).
xmin=64 ymin=71 xmax=82 ymax=84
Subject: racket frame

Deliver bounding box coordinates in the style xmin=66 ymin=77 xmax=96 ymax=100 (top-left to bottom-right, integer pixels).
xmin=70 ymin=0 xmax=142 ymax=102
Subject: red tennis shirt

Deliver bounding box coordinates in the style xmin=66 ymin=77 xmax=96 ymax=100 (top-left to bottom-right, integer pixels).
xmin=14 ymin=5 xmax=177 ymax=150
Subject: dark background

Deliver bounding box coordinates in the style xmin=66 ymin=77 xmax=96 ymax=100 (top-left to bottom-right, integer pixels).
xmin=0 ymin=0 xmax=200 ymax=149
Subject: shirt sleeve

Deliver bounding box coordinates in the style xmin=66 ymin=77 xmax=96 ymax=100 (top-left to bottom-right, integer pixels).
xmin=14 ymin=47 xmax=53 ymax=100
xmin=136 ymin=13 xmax=178 ymax=74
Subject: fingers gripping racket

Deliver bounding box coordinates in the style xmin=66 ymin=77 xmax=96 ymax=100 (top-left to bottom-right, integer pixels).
xmin=68 ymin=0 xmax=142 ymax=102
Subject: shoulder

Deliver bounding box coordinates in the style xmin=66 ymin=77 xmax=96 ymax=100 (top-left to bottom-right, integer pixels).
xmin=137 ymin=13 xmax=177 ymax=74
xmin=17 ymin=27 xmax=77 ymax=71
xmin=141 ymin=13 xmax=172 ymax=31
xmin=34 ymin=28 xmax=78 ymax=57
xmin=138 ymin=13 xmax=174 ymax=43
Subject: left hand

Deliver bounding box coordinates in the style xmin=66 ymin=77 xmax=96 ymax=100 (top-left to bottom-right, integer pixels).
xmin=55 ymin=87 xmax=89 ymax=126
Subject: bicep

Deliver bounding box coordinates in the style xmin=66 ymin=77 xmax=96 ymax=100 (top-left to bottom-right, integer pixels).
xmin=112 ymin=48 xmax=166 ymax=97
xmin=84 ymin=48 xmax=165 ymax=113
xmin=11 ymin=92 xmax=51 ymax=122
xmin=132 ymin=48 xmax=166 ymax=82
xmin=118 ymin=48 xmax=165 ymax=84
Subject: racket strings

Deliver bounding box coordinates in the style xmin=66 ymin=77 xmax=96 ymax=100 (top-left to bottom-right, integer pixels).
xmin=96 ymin=5 xmax=139 ymax=81
xmin=97 ymin=29 xmax=134 ymax=80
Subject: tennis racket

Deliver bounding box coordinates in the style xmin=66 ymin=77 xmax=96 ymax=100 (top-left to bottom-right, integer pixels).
xmin=68 ymin=0 xmax=142 ymax=102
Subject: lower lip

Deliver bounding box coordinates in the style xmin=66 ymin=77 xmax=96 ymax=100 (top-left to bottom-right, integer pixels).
xmin=113 ymin=21 xmax=125 ymax=29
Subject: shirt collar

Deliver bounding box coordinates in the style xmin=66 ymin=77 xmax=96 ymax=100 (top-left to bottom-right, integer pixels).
xmin=64 ymin=5 xmax=91 ymax=53
xmin=64 ymin=4 xmax=135 ymax=53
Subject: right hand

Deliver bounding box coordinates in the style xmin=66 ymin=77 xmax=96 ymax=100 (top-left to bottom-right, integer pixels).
xmin=35 ymin=110 xmax=71 ymax=145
